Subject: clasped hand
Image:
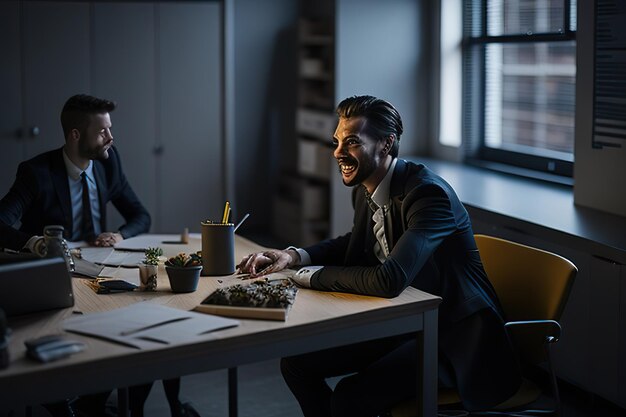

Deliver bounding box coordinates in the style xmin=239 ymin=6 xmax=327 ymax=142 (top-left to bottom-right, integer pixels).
xmin=92 ymin=232 xmax=123 ymax=247
xmin=236 ymin=249 xmax=296 ymax=277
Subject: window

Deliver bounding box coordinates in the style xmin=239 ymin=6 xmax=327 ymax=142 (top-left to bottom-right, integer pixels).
xmin=463 ymin=0 xmax=577 ymax=178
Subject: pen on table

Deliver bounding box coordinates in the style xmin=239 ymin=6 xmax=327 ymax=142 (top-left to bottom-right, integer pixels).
xmin=222 ymin=201 xmax=230 ymax=224
xmin=234 ymin=213 xmax=250 ymax=232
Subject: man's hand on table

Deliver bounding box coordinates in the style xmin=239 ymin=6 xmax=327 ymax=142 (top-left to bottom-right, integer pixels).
xmin=93 ymin=232 xmax=123 ymax=247
xmin=236 ymin=248 xmax=300 ymax=277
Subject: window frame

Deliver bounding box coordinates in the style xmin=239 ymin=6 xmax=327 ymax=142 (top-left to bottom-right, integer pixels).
xmin=463 ymin=0 xmax=577 ymax=179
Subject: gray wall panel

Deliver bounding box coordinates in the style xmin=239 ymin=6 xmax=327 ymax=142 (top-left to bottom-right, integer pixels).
xmin=92 ymin=2 xmax=157 ymax=233
xmin=22 ymin=1 xmax=90 ymax=159
xmin=0 ymin=1 xmax=24 ymax=195
xmin=234 ymin=0 xmax=298 ymax=231
xmin=159 ymin=2 xmax=222 ymax=232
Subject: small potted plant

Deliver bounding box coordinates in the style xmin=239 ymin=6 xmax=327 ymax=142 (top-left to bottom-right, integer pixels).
xmin=165 ymin=252 xmax=202 ymax=293
xmin=138 ymin=247 xmax=162 ymax=291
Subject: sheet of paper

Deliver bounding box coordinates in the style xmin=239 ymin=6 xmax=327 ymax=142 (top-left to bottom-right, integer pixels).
xmin=72 ymin=257 xmax=105 ymax=278
xmin=79 ymin=247 xmax=145 ymax=267
xmin=63 ymin=302 xmax=239 ymax=349
xmin=97 ymin=267 xmax=141 ymax=286
xmin=114 ymin=234 xmax=183 ymax=251
xmin=78 ymin=247 xmax=114 ymax=264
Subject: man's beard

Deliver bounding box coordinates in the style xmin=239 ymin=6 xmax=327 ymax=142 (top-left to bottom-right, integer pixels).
xmin=338 ymin=153 xmax=377 ymax=187
xmin=78 ymin=139 xmax=110 ymax=161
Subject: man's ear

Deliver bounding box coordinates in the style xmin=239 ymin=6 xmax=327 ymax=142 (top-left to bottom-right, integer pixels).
xmin=68 ymin=128 xmax=80 ymax=143
xmin=381 ymin=134 xmax=395 ymax=156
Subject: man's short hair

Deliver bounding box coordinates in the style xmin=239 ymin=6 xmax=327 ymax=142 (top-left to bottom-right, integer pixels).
xmin=60 ymin=94 xmax=116 ymax=138
xmin=336 ymin=95 xmax=403 ymax=158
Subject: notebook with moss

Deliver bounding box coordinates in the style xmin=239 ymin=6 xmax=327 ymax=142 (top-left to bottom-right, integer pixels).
xmin=195 ymin=278 xmax=298 ymax=321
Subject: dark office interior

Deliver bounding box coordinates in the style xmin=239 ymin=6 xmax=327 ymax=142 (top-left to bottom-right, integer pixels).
xmin=1 ymin=0 xmax=626 ymax=416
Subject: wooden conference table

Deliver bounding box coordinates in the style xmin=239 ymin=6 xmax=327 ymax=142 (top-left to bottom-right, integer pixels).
xmin=0 ymin=235 xmax=441 ymax=417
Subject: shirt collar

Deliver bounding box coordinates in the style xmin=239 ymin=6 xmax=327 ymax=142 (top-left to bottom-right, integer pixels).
xmin=62 ymin=148 xmax=93 ymax=181
xmin=370 ymin=158 xmax=397 ymax=208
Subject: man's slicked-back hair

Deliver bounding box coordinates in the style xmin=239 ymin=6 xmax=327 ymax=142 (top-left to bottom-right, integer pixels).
xmin=60 ymin=94 xmax=116 ymax=138
xmin=336 ymin=95 xmax=403 ymax=157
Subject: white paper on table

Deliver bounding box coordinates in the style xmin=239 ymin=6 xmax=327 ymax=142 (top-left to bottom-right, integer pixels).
xmin=114 ymin=234 xmax=187 ymax=251
xmin=97 ymin=267 xmax=141 ymax=286
xmin=79 ymin=247 xmax=145 ymax=268
xmin=63 ymin=302 xmax=239 ymax=349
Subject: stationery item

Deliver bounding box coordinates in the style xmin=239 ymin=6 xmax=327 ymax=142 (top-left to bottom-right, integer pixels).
xmin=84 ymin=279 xmax=138 ymax=294
xmin=195 ymin=278 xmax=297 ymax=321
xmin=114 ymin=234 xmax=192 ymax=251
xmin=79 ymin=247 xmax=145 ymax=268
xmin=201 ymin=222 xmax=235 ymax=276
xmin=72 ymin=257 xmax=105 ymax=278
xmin=25 ymin=334 xmax=85 ymax=363
xmin=0 ymin=257 xmax=74 ymax=317
xmin=221 ymin=201 xmax=230 ymax=224
xmin=63 ymin=303 xmax=239 ymax=349
xmin=233 ymin=213 xmax=250 ymax=233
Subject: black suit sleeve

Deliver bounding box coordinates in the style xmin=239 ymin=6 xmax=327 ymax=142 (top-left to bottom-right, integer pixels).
xmin=303 ymin=232 xmax=352 ymax=265
xmin=0 ymin=163 xmax=40 ymax=250
xmin=311 ymin=184 xmax=457 ymax=298
xmin=107 ymin=148 xmax=151 ymax=238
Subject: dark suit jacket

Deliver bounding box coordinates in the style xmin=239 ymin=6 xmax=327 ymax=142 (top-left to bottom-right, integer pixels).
xmin=304 ymin=159 xmax=521 ymax=410
xmin=0 ymin=146 xmax=151 ymax=251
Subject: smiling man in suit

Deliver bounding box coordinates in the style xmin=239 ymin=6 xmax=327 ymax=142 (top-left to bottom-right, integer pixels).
xmin=0 ymin=94 xmax=150 ymax=252
xmin=238 ymin=95 xmax=522 ymax=416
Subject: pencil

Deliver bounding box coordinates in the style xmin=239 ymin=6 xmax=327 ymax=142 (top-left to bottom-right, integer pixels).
xmin=222 ymin=201 xmax=230 ymax=224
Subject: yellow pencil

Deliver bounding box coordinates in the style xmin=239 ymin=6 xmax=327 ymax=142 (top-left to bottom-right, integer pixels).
xmin=222 ymin=201 xmax=230 ymax=224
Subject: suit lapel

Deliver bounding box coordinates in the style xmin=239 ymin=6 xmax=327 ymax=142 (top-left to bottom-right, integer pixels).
xmin=51 ymin=148 xmax=73 ymax=239
xmin=388 ymin=159 xmax=409 ymax=249
xmin=92 ymin=161 xmax=108 ymax=232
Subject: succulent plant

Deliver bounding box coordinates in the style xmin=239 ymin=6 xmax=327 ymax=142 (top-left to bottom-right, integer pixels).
xmin=165 ymin=251 xmax=202 ymax=267
xmin=143 ymin=247 xmax=163 ymax=266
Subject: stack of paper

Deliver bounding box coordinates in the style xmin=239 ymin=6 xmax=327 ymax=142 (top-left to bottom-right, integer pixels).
xmin=64 ymin=303 xmax=239 ymax=349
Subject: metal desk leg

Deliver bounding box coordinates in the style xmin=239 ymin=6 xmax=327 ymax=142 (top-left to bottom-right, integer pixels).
xmin=228 ymin=367 xmax=238 ymax=417
xmin=418 ymin=308 xmax=438 ymax=417
xmin=117 ymin=387 xmax=129 ymax=417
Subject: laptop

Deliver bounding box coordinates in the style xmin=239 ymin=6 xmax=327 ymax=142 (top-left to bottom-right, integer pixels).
xmin=0 ymin=257 xmax=74 ymax=317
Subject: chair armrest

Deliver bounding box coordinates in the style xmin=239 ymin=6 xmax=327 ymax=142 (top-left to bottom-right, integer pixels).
xmin=504 ymin=319 xmax=562 ymax=342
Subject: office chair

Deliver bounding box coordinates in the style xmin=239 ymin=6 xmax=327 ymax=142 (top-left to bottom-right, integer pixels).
xmin=391 ymin=234 xmax=577 ymax=417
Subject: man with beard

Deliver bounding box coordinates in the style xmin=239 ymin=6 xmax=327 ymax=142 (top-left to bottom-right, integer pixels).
xmin=0 ymin=95 xmax=198 ymax=417
xmin=238 ymin=95 xmax=522 ymax=416
xmin=0 ymin=94 xmax=150 ymax=252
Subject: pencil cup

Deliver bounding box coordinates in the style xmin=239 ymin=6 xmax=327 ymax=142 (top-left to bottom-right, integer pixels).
xmin=201 ymin=223 xmax=235 ymax=276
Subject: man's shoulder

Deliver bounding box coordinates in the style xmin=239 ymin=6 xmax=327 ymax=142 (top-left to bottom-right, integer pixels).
xmin=19 ymin=147 xmax=63 ymax=173
xmin=397 ymin=160 xmax=448 ymax=190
